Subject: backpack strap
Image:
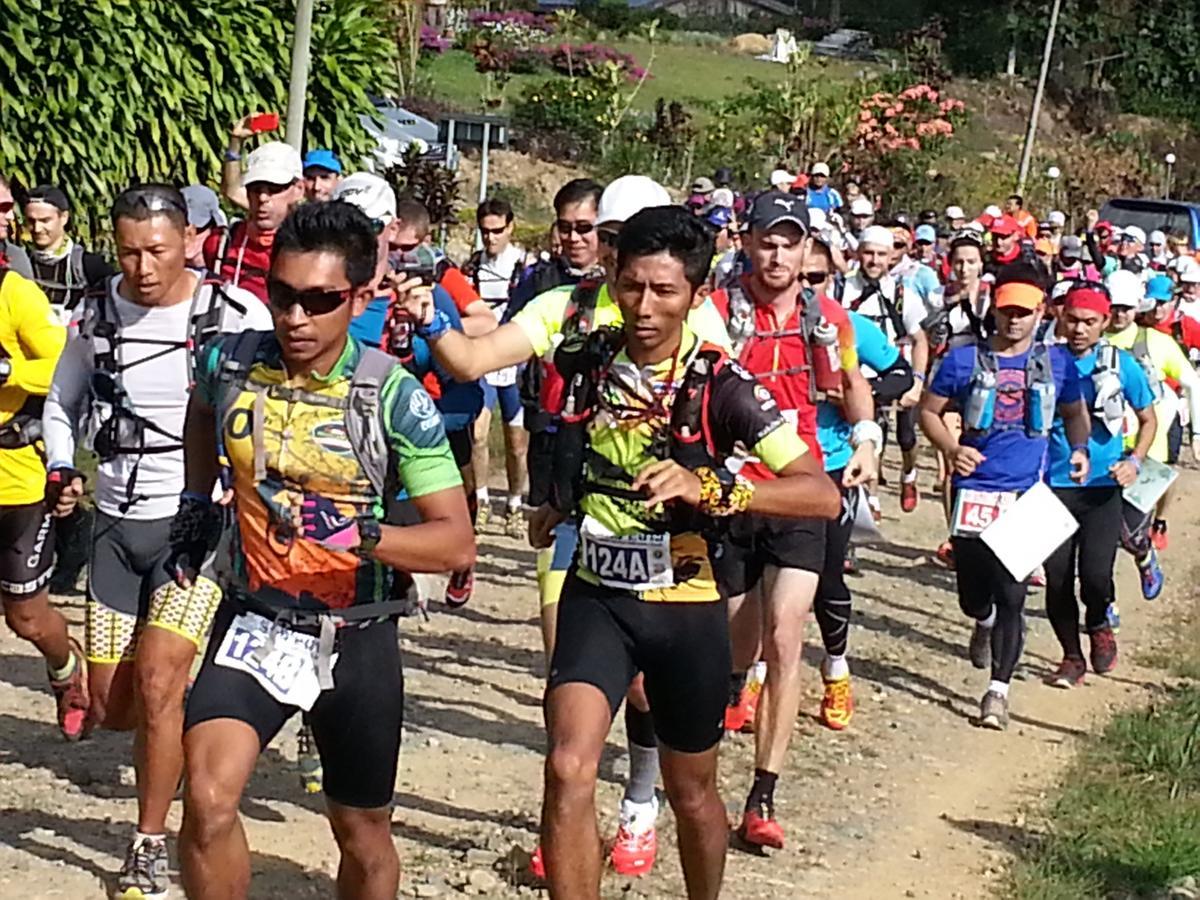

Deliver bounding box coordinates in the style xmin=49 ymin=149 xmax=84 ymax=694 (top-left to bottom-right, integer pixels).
xmin=564 ymin=280 xmax=603 ymax=338
xmin=346 ymin=348 xmax=401 ymax=500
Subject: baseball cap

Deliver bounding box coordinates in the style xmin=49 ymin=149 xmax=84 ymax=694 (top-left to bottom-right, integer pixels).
xmin=26 ymin=185 xmax=70 ymax=212
xmin=242 ymin=141 xmax=303 ymax=188
xmin=1149 ymin=229 xmax=1167 ymax=246
xmin=810 ymin=161 xmax=831 ymax=177
xmin=1048 ymin=210 xmax=1066 ymax=227
xmin=944 ymin=205 xmax=965 ymax=221
xmin=1121 ymin=225 xmax=1147 ymax=244
xmin=769 ymin=169 xmax=794 ymax=190
xmin=984 ymin=204 xmax=1003 ymax=219
xmin=332 ymin=172 xmax=397 ymax=224
xmin=989 ymin=214 xmax=1021 ymax=236
xmin=1059 ymin=235 xmax=1084 ymax=259
xmin=1037 ymin=221 xmax=1053 ymax=233
xmin=1173 ymin=256 xmax=1200 ymax=284
xmin=710 ymin=187 xmax=735 ymax=208
xmin=849 ymin=197 xmax=874 ymax=216
xmin=1106 ymin=269 xmax=1146 ymax=309
xmin=994 ymin=281 xmax=1044 ymax=310
xmin=858 ymin=225 xmax=894 ymax=250
xmin=691 ymin=176 xmax=715 ymax=194
xmin=303 ymin=148 xmax=343 ymax=175
xmin=1146 ymin=273 xmax=1175 ymax=302
xmin=915 ymin=224 xmax=937 ymax=244
xmin=746 ymin=190 xmax=810 ymax=233
xmin=596 ymin=175 xmax=672 ymax=226
xmin=704 ymin=205 xmax=734 ymax=229
xmin=180 ymin=184 xmax=228 ymax=230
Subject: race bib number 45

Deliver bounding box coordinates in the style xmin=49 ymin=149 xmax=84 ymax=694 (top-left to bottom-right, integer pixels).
xmin=951 ymin=489 xmax=1018 ymax=537
xmin=214 ymin=611 xmax=337 ymax=711
xmin=578 ymin=515 xmax=674 ymax=592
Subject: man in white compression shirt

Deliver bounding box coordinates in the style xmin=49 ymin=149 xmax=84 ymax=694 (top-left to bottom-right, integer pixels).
xmin=42 ymin=184 xmax=269 ymax=900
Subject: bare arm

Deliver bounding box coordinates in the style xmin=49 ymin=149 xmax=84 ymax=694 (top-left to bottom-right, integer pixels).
xmin=427 ymin=321 xmax=537 ymax=381
xmin=182 ymin=393 xmax=222 ymax=497
xmin=458 ymin=299 xmax=498 ymax=337
xmin=741 ymin=450 xmax=841 ymax=519
xmin=220 ymin=116 xmax=254 ymax=211
xmin=1130 ymin=403 xmax=1157 ymax=463
xmin=371 ymin=487 xmax=476 ymax=573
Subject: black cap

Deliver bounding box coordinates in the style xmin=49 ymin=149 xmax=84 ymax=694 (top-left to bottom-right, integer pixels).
xmin=27 ymin=185 xmax=70 ymax=212
xmin=918 ymin=208 xmax=938 ymax=224
xmin=746 ymin=190 xmax=810 ymax=234
xmin=714 ymin=167 xmax=733 ymax=186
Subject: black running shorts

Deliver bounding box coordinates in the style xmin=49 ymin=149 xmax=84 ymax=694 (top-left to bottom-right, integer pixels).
xmin=185 ymin=602 xmax=404 ymax=809
xmin=447 ymin=427 xmax=473 ymax=469
xmin=547 ymin=572 xmax=729 ymax=754
xmin=713 ymin=513 xmax=827 ymax=597
xmin=0 ymin=502 xmax=55 ymax=598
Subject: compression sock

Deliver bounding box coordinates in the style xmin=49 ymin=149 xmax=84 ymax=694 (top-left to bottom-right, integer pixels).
xmin=623 ymin=705 xmax=659 ymax=805
xmin=48 ymin=652 xmax=76 ymax=682
xmin=729 ymin=671 xmax=747 ymax=707
xmin=987 ymin=680 xmax=1010 ymax=698
xmin=745 ymin=769 xmax=778 ymax=814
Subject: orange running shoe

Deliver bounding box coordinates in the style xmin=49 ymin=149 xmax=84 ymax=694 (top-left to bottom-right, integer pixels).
xmin=529 ymin=845 xmax=545 ymax=880
xmin=724 ymin=680 xmax=761 ymax=733
xmin=738 ymin=805 xmax=784 ymax=850
xmin=609 ymin=797 xmax=658 ymax=876
xmin=819 ymin=673 xmax=854 ymax=731
xmin=49 ymin=638 xmax=89 ymax=742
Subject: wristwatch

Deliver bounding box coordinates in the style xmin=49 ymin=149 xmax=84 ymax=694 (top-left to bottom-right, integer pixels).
xmin=354 ymin=515 xmax=382 ymax=558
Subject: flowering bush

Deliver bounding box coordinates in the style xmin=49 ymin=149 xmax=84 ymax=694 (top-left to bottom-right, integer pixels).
xmin=852 ymin=84 xmax=964 ymax=154
xmin=534 ymin=43 xmax=648 ymax=81
xmin=420 ymin=26 xmax=450 ymax=54
xmin=511 ymin=77 xmax=614 ymax=158
xmin=466 ymin=10 xmax=553 ymax=49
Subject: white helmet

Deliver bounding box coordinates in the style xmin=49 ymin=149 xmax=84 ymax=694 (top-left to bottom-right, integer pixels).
xmin=595 ymin=175 xmax=673 ymax=227
xmin=1106 ymin=269 xmax=1150 ymax=313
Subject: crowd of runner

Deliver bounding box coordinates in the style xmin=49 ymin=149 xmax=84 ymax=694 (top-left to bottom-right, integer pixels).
xmin=0 ymin=135 xmax=1194 ymax=899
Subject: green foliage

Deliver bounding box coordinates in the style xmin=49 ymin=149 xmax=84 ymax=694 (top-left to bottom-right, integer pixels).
xmin=382 ymin=146 xmax=463 ymax=227
xmin=0 ymin=0 xmax=397 ymax=238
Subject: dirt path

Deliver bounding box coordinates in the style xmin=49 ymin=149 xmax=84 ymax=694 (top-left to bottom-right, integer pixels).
xmin=0 ymin=464 xmax=1192 ymax=899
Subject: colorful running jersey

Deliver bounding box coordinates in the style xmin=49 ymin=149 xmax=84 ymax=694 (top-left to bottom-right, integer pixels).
xmin=195 ymin=332 xmax=462 ymax=611
xmin=576 ymin=326 xmax=806 ymax=603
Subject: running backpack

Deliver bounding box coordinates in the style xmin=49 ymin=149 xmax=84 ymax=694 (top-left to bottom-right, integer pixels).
xmin=723 ymin=280 xmax=827 ymax=402
xmin=1130 ymin=328 xmax=1165 ymax=402
xmin=961 ymin=341 xmax=1056 ymax=437
xmin=0 ymin=266 xmax=45 ymax=451
xmin=31 ymin=243 xmax=87 ymax=312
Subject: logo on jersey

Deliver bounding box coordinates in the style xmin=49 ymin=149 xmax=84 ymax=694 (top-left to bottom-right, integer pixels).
xmin=310 ymin=422 xmax=355 ymax=458
xmin=409 ymin=389 xmax=437 ymax=420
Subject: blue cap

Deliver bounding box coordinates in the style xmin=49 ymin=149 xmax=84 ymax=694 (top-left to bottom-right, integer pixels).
xmin=302 ymin=148 xmax=342 ymax=175
xmin=705 ymin=206 xmax=734 ymax=228
xmin=1146 ymin=273 xmax=1175 ymax=302
xmin=915 ymin=224 xmax=938 ymax=244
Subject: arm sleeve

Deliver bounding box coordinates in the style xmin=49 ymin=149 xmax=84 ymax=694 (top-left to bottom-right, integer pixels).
xmin=710 ymin=362 xmax=807 ymax=472
xmin=42 ymin=329 xmax=91 ymax=468
xmin=7 ymin=280 xmax=66 ymax=394
xmin=1118 ymin=350 xmax=1155 ymax=411
xmin=382 ymin=370 xmax=463 ymax=498
xmin=511 ymin=287 xmax=571 ymax=358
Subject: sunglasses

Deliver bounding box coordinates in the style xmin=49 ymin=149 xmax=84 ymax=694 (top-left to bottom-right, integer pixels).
xmin=267 ymin=277 xmax=352 ymax=317
xmin=892 ymin=241 xmax=908 ymax=250
xmin=598 ymin=228 xmax=620 ymax=248
xmin=114 ymin=186 xmax=189 ymax=218
xmin=804 ymin=271 xmax=829 ymax=285
xmin=0 ymin=201 xmax=12 ymax=214
xmin=556 ymin=219 xmax=596 ymax=237
xmin=479 ymin=225 xmax=508 ymax=237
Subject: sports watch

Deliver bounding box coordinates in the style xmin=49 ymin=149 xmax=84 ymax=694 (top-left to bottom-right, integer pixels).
xmin=354 ymin=515 xmax=382 ymax=558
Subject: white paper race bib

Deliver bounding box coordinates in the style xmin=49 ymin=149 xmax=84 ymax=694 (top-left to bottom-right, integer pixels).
xmin=951 ymin=489 xmax=1018 ymax=536
xmin=214 ymin=612 xmax=338 ymax=711
xmin=578 ymin=515 xmax=674 ymax=591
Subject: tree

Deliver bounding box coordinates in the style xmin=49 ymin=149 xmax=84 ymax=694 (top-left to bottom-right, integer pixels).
xmin=0 ymin=0 xmax=397 ymax=237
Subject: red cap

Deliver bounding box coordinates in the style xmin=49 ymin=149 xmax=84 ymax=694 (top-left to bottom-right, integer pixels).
xmin=989 ymin=214 xmax=1021 ymax=236
xmin=1064 ymin=286 xmax=1111 ymax=316
xmin=790 ymin=174 xmax=810 ymax=191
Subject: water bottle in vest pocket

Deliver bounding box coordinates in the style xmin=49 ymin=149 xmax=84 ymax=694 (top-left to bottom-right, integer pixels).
xmin=963 ymin=367 xmax=998 ymax=431
xmin=810 ymin=319 xmax=842 ymax=393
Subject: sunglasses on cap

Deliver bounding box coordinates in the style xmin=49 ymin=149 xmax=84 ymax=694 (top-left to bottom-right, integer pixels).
xmin=113 ymin=186 xmax=189 ymax=218
xmin=556 ymin=219 xmax=596 ymax=237
xmin=267 ymin=277 xmax=352 ymax=317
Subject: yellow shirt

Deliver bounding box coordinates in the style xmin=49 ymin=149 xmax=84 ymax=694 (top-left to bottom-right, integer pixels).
xmin=1108 ymin=324 xmax=1192 ymax=463
xmin=0 ymin=270 xmax=66 ymax=505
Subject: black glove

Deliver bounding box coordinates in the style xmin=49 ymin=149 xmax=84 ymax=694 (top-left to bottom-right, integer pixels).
xmin=165 ymin=492 xmax=224 ymax=585
xmin=45 ymin=466 xmax=85 ymax=508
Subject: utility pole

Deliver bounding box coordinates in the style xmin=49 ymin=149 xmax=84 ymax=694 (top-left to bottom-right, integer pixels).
xmin=1016 ymin=0 xmax=1063 ymax=196
xmin=286 ymin=0 xmax=316 ymax=150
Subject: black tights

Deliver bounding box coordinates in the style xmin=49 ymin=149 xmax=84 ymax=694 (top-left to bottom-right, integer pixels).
xmin=816 ymin=473 xmax=853 ymax=658
xmin=1043 ymin=486 xmax=1121 ymax=659
xmin=951 ymin=535 xmax=1029 ymax=683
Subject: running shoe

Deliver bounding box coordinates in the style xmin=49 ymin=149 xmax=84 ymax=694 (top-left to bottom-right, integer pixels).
xmin=935 ymin=540 xmax=955 ymax=570
xmin=445 ymin=567 xmax=474 ymax=608
xmin=116 ymin=834 xmax=169 ymax=900
xmin=1139 ymin=549 xmax=1164 ymax=601
xmin=1089 ymin=627 xmax=1118 ymax=675
xmin=868 ymin=494 xmax=882 ymax=524
xmin=1046 ymin=657 xmax=1086 ymax=689
xmin=609 ymin=797 xmax=658 ymax=876
xmin=737 ymin=803 xmax=784 ymax=850
xmin=900 ymin=480 xmax=918 ymax=513
xmin=474 ymin=502 xmax=490 ymax=532
xmin=819 ymin=673 xmax=854 ymax=730
xmin=724 ymin=675 xmax=762 ymax=733
xmin=1151 ymin=518 xmax=1168 ymax=551
xmin=49 ymin=638 xmax=89 ymax=742
xmin=504 ymin=506 xmax=524 ymax=539
xmin=843 ymin=545 xmax=860 ymax=575
xmin=978 ymin=691 xmax=1009 ymax=731
xmin=529 ymin=845 xmax=545 ymax=880
xmin=1029 ymin=566 xmax=1046 ymax=588
xmin=1106 ymin=602 xmax=1121 ymax=634
xmin=297 ymin=720 xmax=322 ymax=794
xmin=968 ymin=621 xmax=992 ymax=670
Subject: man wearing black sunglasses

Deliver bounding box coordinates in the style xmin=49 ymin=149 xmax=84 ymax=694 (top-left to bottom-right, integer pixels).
xmin=176 ymin=200 xmax=472 ymax=900
xmin=43 ymin=183 xmax=270 ymax=899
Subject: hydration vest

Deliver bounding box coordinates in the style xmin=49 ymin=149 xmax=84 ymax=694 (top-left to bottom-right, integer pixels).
xmin=839 ymin=274 xmax=907 ymax=342
xmin=211 ymin=221 xmax=270 ymax=301
xmin=30 ymin=243 xmax=88 ymax=313
xmin=0 ymin=266 xmax=46 ymax=451
xmin=538 ymin=279 xmax=603 ymax=417
xmin=961 ymin=342 xmax=1056 ymax=438
xmin=1090 ymin=342 xmax=1127 ymax=436
xmin=1128 ymin=328 xmax=1165 ymax=402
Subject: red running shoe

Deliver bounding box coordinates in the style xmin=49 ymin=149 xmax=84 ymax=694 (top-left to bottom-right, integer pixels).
xmin=49 ymin=638 xmax=89 ymax=742
xmin=609 ymin=798 xmax=658 ymax=876
xmin=935 ymin=540 xmax=955 ymax=569
xmin=529 ymin=845 xmax=545 ymax=880
xmin=738 ymin=805 xmax=784 ymax=850
xmin=900 ymin=480 xmax=918 ymax=513
xmin=724 ymin=679 xmax=762 ymax=734
xmin=1151 ymin=519 xmax=1168 ymax=551
xmin=1090 ymin=627 xmax=1119 ymax=675
xmin=444 ymin=567 xmax=474 ymax=608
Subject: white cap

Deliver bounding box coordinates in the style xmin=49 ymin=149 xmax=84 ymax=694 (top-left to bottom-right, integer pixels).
xmin=1149 ymin=229 xmax=1167 ymax=245
xmin=1048 ymin=210 xmax=1066 ymax=227
xmin=1173 ymin=256 xmax=1200 ymax=284
xmin=710 ymin=187 xmax=735 ymax=208
xmin=1106 ymin=269 xmax=1147 ymax=309
xmin=769 ymin=169 xmax=794 ymax=189
xmin=859 ymin=225 xmax=894 ymax=250
xmin=332 ymin=172 xmax=397 ymax=223
xmin=849 ymin=196 xmax=874 ymax=217
xmin=963 ymin=220 xmax=985 ymax=235
xmin=808 ymin=207 xmax=829 ymax=232
xmin=241 ymin=141 xmax=303 ymax=188
xmin=595 ymin=175 xmax=672 ymax=226
xmin=810 ymin=161 xmax=831 ymax=177
xmin=944 ymin=205 xmax=965 ymax=221
xmin=984 ymin=204 xmax=1002 ymax=218
xmin=1122 ymin=225 xmax=1147 ymax=245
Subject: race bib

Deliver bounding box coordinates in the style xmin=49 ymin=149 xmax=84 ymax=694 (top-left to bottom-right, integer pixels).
xmin=578 ymin=515 xmax=674 ymax=591
xmin=951 ymin=489 xmax=1018 ymax=536
xmin=214 ymin=612 xmax=337 ymax=711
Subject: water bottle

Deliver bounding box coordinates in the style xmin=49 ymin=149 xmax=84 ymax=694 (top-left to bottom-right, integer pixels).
xmin=810 ymin=318 xmax=842 ymax=393
xmin=963 ymin=369 xmax=997 ymax=431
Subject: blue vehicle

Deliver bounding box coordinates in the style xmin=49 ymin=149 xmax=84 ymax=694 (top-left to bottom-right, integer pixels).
xmin=1099 ymin=198 xmax=1200 ymax=250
